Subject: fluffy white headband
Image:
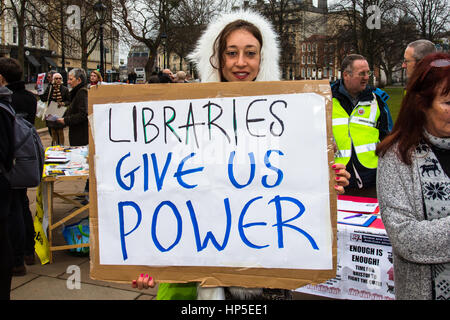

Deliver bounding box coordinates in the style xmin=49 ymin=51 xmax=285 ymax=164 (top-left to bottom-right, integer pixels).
xmin=188 ymin=10 xmax=281 ymax=82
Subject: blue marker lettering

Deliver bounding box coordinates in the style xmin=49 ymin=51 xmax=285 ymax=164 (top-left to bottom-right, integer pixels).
xmin=151 ymin=201 xmax=182 ymax=252
xmin=186 ymin=198 xmax=232 ymax=252
xmin=270 ymin=195 xmax=318 ymax=250
xmin=118 ymin=201 xmax=142 ymax=260
xmin=173 ymin=153 xmax=203 ymax=189
xmin=151 ymin=152 xmax=172 ymax=192
xmin=228 ymin=151 xmax=255 ymax=189
xmin=115 ymin=152 xmax=140 ymax=190
xmin=238 ymin=196 xmax=269 ymax=249
xmin=262 ymin=150 xmax=284 ymax=188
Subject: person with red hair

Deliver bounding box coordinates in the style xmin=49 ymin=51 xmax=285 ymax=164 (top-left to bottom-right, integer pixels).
xmin=376 ymin=52 xmax=450 ymax=300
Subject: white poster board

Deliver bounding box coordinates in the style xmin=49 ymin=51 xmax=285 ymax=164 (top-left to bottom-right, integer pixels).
xmin=93 ymin=93 xmax=332 ymax=270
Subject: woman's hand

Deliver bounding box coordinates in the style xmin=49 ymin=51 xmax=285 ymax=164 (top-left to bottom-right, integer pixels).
xmin=131 ymin=273 xmax=155 ymax=290
xmin=332 ymin=163 xmax=350 ymax=195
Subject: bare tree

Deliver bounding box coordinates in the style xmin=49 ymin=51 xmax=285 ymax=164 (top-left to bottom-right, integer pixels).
xmin=114 ymin=0 xmax=227 ymax=79
xmin=402 ymin=0 xmax=449 ymax=41
xmin=29 ymin=0 xmax=108 ymax=72
xmin=329 ymin=0 xmax=401 ymax=82
xmin=2 ymin=0 xmax=33 ymax=75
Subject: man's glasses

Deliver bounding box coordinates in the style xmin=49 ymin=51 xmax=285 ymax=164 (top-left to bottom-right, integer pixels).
xmin=347 ymin=70 xmax=373 ymax=77
xmin=54 ymin=77 xmax=62 ymax=80
xmin=402 ymin=59 xmax=416 ymax=65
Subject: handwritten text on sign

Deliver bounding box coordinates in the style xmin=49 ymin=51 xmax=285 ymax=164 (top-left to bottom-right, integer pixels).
xmin=93 ymin=93 xmax=332 ymax=269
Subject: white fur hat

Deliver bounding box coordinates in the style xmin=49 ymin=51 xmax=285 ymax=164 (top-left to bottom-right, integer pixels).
xmin=188 ymin=10 xmax=281 ymax=82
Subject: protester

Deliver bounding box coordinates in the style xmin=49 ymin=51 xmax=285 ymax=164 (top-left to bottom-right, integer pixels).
xmin=41 ymin=73 xmax=70 ymax=146
xmin=162 ymin=69 xmax=175 ymax=81
xmin=0 ymin=67 xmax=15 ymax=299
xmin=174 ymin=71 xmax=188 ymax=83
xmin=128 ymin=71 xmax=137 ymax=84
xmin=132 ymin=10 xmax=351 ymax=300
xmin=158 ymin=69 xmax=173 ymax=83
xmin=89 ymin=70 xmax=103 ymax=88
xmin=331 ymin=54 xmax=391 ymax=198
xmin=402 ymin=39 xmax=436 ymax=82
xmin=1 ymin=58 xmax=38 ymax=275
xmin=376 ymin=52 xmax=450 ymax=300
xmin=55 ymin=68 xmax=88 ymax=146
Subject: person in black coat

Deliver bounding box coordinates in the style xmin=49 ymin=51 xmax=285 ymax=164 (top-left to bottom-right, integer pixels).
xmin=56 ymin=68 xmax=88 ymax=146
xmin=40 ymin=73 xmax=70 ymax=145
xmin=0 ymin=64 xmax=18 ymax=298
xmin=0 ymin=58 xmax=38 ymax=275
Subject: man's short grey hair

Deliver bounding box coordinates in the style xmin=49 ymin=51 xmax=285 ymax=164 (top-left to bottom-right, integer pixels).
xmin=69 ymin=68 xmax=87 ymax=85
xmin=340 ymin=54 xmax=367 ymax=73
xmin=407 ymin=39 xmax=436 ymax=62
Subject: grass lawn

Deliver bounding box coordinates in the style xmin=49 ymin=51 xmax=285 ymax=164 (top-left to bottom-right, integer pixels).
xmin=383 ymin=86 xmax=404 ymax=124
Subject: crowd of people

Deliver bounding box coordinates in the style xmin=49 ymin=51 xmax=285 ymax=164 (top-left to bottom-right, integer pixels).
xmin=0 ymin=8 xmax=448 ymax=301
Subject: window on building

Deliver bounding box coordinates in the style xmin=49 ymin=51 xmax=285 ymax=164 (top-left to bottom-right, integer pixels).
xmin=12 ymin=26 xmax=18 ymax=44
xmin=302 ymin=55 xmax=305 ymax=64
xmin=40 ymin=31 xmax=45 ymax=48
xmin=323 ymin=69 xmax=327 ymax=77
xmin=31 ymin=28 xmax=36 ymax=47
xmin=307 ymin=44 xmax=311 ymax=52
xmin=307 ymin=56 xmax=311 ymax=64
xmin=307 ymin=67 xmax=311 ymax=77
xmin=302 ymin=44 xmax=306 ymax=52
xmin=301 ymin=67 xmax=305 ymax=78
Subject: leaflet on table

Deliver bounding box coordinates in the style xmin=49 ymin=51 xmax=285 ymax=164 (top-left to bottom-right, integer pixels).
xmin=337 ymin=199 xmax=379 ymax=213
xmin=337 ymin=211 xmax=377 ymax=227
xmin=44 ymin=163 xmax=89 ymax=176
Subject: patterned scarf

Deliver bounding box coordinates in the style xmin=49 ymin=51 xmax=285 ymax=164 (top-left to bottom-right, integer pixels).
xmin=52 ymin=84 xmax=62 ymax=103
xmin=415 ymin=130 xmax=450 ymax=300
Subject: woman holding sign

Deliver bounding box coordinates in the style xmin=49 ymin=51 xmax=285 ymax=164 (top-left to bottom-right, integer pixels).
xmin=132 ymin=9 xmax=350 ymax=300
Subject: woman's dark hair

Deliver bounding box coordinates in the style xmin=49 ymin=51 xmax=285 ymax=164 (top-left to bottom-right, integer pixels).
xmin=0 ymin=57 xmax=23 ymax=83
xmin=376 ymin=52 xmax=450 ymax=165
xmin=210 ymin=20 xmax=263 ymax=82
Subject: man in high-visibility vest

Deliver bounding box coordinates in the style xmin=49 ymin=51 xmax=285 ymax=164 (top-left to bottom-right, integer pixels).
xmin=332 ymin=54 xmax=391 ymax=197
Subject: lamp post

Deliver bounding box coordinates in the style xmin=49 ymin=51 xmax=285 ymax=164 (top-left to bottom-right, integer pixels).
xmin=160 ymin=32 xmax=167 ymax=69
xmin=94 ymin=1 xmax=107 ymax=80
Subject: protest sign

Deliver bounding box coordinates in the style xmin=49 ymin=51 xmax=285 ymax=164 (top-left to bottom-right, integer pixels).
xmin=296 ymin=224 xmax=394 ymax=300
xmin=36 ymin=73 xmax=46 ymax=95
xmin=88 ymin=81 xmax=337 ymax=289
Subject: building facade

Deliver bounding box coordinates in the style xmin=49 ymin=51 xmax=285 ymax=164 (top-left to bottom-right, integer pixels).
xmin=0 ymin=0 xmax=119 ymax=82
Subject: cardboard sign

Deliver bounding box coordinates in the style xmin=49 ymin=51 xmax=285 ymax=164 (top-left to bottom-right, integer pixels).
xmin=88 ymin=81 xmax=337 ymax=290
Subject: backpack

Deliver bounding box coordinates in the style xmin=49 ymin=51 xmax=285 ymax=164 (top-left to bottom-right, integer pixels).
xmin=0 ymin=102 xmax=45 ymax=189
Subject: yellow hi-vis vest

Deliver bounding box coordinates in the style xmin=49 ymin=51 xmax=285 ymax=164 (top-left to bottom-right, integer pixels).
xmin=332 ymin=93 xmax=381 ymax=169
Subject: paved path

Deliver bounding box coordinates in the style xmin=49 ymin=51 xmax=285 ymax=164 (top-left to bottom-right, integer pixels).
xmin=11 ymin=127 xmax=157 ymax=300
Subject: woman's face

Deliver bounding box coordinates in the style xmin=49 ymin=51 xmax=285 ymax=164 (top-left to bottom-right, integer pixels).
xmin=68 ymin=74 xmax=81 ymax=88
xmin=90 ymin=72 xmax=99 ymax=83
xmin=221 ymin=29 xmax=261 ymax=82
xmin=425 ymin=85 xmax=450 ymax=138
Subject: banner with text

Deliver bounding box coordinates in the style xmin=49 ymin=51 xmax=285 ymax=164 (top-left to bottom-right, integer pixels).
xmin=93 ymin=92 xmax=332 ymax=270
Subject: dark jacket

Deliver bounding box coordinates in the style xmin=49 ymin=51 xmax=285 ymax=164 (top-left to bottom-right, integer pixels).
xmin=63 ymin=83 xmax=88 ymax=146
xmin=331 ymin=80 xmax=390 ymax=189
xmin=0 ymin=87 xmax=15 ymax=219
xmin=39 ymin=83 xmax=70 ymax=106
xmin=6 ymin=81 xmax=37 ymax=125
